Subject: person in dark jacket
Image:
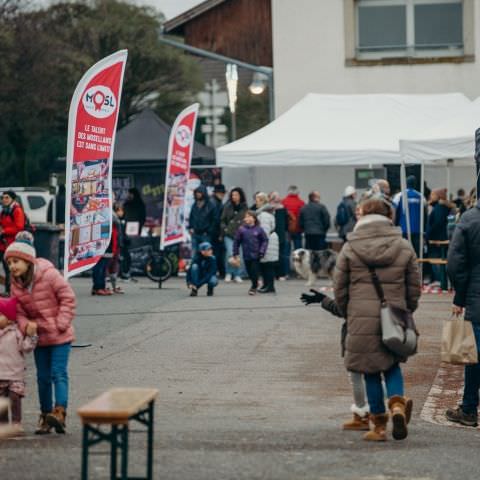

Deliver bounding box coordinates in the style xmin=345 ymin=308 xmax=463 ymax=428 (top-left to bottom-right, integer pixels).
xmin=453 ymin=188 xmax=467 ymax=216
xmin=123 ymin=188 xmax=146 ymax=233
xmin=211 ymin=184 xmax=226 ymax=278
xmin=336 ymin=186 xmax=357 ymax=242
xmin=233 ymin=211 xmax=268 ymax=295
xmin=269 ymin=191 xmax=289 ymax=279
xmin=188 ymin=185 xmax=216 ymax=257
xmin=393 ymin=176 xmax=426 ymax=257
xmin=446 ymin=201 xmax=480 ymax=428
xmin=427 ymin=189 xmax=452 ymax=284
xmin=299 ymin=191 xmax=331 ymax=250
xmin=187 ymin=242 xmax=218 ymax=297
xmin=221 ymin=188 xmax=248 ymax=283
xmin=114 ymin=203 xmax=132 ymax=280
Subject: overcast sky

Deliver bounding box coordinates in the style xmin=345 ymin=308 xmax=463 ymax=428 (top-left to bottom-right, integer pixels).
xmin=146 ymin=0 xmax=203 ymax=19
xmin=33 ymin=0 xmax=203 ymax=19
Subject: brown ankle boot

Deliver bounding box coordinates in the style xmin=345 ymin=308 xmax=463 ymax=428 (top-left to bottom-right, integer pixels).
xmin=46 ymin=406 xmax=66 ymax=434
xmin=388 ymin=396 xmax=408 ymax=440
xmin=35 ymin=413 xmax=52 ymax=435
xmin=405 ymin=397 xmax=413 ymax=424
xmin=363 ymin=413 xmax=388 ymax=441
xmin=343 ymin=405 xmax=370 ymax=430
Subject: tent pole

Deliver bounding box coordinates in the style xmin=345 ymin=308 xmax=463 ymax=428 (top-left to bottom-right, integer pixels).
xmin=420 ymin=162 xmax=425 ymax=285
xmin=400 ymin=162 xmax=412 ymax=243
xmin=446 ymin=159 xmax=452 ymax=200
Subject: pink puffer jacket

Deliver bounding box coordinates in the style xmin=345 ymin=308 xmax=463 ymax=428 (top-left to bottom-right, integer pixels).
xmin=12 ymin=258 xmax=76 ymax=347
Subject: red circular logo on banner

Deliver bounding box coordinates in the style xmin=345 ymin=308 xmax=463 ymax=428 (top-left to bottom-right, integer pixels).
xmin=82 ymin=85 xmax=117 ymax=119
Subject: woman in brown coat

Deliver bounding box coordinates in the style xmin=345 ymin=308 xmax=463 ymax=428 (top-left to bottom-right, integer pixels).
xmin=334 ymin=197 xmax=421 ymax=442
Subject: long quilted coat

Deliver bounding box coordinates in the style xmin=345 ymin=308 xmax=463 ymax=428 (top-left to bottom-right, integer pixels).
xmin=333 ymin=214 xmax=421 ymax=374
xmin=12 ymin=258 xmax=76 ymax=347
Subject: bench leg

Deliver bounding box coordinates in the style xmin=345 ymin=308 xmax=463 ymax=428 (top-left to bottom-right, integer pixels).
xmin=120 ymin=424 xmax=129 ymax=480
xmin=81 ymin=425 xmax=89 ymax=480
xmin=147 ymin=401 xmax=154 ymax=480
xmin=110 ymin=425 xmax=118 ymax=480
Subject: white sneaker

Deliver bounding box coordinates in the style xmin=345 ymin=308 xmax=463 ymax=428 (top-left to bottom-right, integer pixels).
xmin=234 ymin=276 xmax=243 ymax=283
xmin=225 ymin=274 xmax=232 ymax=283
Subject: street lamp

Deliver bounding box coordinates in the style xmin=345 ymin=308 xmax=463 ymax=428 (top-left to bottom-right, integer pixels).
xmin=249 ymin=71 xmax=268 ymax=95
xmin=158 ymin=36 xmax=275 ymax=122
xmin=225 ymin=64 xmax=238 ymax=141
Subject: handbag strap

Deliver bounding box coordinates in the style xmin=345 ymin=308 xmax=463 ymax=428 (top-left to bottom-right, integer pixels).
xmin=368 ymin=267 xmax=387 ymax=306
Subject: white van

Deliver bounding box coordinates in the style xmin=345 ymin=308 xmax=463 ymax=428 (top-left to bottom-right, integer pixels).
xmin=0 ymin=188 xmax=54 ymax=224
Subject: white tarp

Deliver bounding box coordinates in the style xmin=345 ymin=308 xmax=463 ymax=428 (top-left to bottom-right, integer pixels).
xmin=217 ymin=93 xmax=471 ymax=167
xmin=400 ymin=97 xmax=480 ymax=163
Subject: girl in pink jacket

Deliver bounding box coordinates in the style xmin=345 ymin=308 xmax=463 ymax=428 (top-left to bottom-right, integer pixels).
xmin=0 ymin=296 xmax=37 ymax=434
xmin=6 ymin=232 xmax=76 ymax=435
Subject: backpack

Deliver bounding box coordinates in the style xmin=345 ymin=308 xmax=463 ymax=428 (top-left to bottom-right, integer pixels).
xmin=287 ymin=210 xmax=298 ymax=234
xmin=6 ymin=204 xmax=36 ymax=234
xmin=335 ymin=202 xmax=349 ymax=227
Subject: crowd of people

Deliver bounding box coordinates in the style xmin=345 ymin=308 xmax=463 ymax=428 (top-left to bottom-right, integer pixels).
xmin=0 ymin=177 xmax=479 ymax=440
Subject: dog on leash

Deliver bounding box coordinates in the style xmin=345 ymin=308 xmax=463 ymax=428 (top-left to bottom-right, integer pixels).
xmin=291 ymin=248 xmax=337 ymax=286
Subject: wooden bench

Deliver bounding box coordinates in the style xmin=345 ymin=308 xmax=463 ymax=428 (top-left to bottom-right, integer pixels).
xmin=78 ymin=388 xmax=158 ymax=480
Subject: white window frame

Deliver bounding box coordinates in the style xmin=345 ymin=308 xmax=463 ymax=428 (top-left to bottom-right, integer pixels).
xmin=355 ymin=0 xmax=464 ymax=60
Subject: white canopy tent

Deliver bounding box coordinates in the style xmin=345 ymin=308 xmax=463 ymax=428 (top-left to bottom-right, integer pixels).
xmin=217 ymin=92 xmax=475 ymax=270
xmin=400 ymin=97 xmax=480 ymax=164
xmin=399 ymin=97 xmax=480 ymax=266
xmin=217 ymin=93 xmax=471 ymax=168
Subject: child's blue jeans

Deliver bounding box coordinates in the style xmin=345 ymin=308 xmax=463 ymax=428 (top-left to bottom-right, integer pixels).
xmin=34 ymin=343 xmax=71 ymax=413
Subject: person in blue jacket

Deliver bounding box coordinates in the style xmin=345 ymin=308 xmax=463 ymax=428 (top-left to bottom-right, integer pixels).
xmin=393 ymin=175 xmax=426 ymax=257
xmin=187 ymin=242 xmax=218 ymax=297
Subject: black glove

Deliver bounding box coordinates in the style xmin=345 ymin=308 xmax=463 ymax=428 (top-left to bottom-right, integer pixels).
xmin=300 ymin=289 xmax=326 ymax=305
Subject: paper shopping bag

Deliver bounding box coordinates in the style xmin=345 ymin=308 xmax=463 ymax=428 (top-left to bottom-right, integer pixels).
xmin=441 ymin=316 xmax=478 ymax=365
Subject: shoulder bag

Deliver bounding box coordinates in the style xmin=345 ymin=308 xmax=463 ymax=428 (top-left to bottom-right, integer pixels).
xmin=368 ymin=267 xmax=419 ymax=358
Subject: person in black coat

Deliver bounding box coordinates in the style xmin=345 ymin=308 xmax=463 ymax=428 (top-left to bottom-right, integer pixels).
xmin=299 ymin=191 xmax=331 ymax=250
xmin=269 ymin=191 xmax=289 ymax=278
xmin=188 ymin=185 xmax=216 ymax=256
xmin=427 ymin=188 xmax=452 ymax=283
xmin=446 ymin=200 xmax=480 ymax=427
xmin=211 ymin=184 xmax=226 ymax=277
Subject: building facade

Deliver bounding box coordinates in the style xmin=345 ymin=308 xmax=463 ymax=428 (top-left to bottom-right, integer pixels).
xmin=273 ymin=0 xmax=477 ymax=115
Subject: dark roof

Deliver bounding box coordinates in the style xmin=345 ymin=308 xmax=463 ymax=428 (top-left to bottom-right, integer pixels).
xmin=113 ymin=108 xmax=215 ymax=163
xmin=163 ymin=0 xmax=228 ymax=33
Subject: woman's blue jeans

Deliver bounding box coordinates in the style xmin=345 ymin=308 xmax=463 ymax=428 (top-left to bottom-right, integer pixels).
xmin=364 ymin=363 xmax=404 ymax=414
xmin=34 ymin=343 xmax=71 ymax=413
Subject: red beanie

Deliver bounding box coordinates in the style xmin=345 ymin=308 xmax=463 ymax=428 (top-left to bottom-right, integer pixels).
xmin=0 ymin=297 xmax=17 ymax=321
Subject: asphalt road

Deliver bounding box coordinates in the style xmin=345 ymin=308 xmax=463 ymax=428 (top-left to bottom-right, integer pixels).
xmin=1 ymin=277 xmax=479 ymax=480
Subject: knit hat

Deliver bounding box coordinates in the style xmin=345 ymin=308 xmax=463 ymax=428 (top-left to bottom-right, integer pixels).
xmin=5 ymin=231 xmax=36 ymax=264
xmin=0 ymin=297 xmax=17 ymax=321
xmin=199 ymin=242 xmax=213 ymax=252
xmin=344 ymin=186 xmax=356 ymax=197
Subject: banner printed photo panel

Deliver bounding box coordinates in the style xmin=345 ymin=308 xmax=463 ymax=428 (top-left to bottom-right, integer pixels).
xmin=160 ymin=103 xmax=199 ymax=249
xmin=64 ymin=50 xmax=128 ymax=278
